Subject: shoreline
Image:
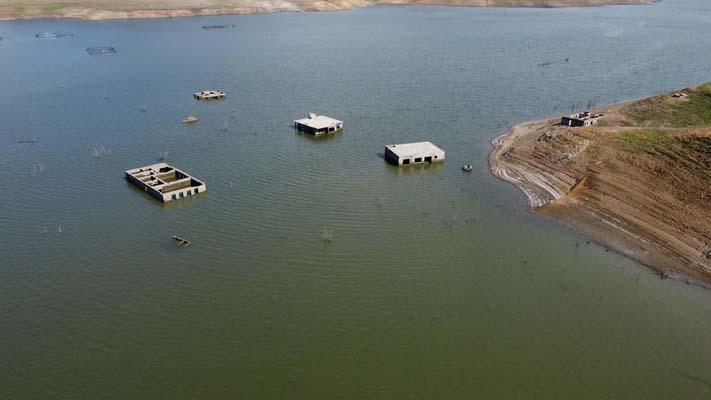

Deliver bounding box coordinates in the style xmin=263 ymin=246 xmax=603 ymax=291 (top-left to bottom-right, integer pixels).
xmin=489 ymin=87 xmax=711 ymax=288
xmin=0 ymin=0 xmax=655 ymax=21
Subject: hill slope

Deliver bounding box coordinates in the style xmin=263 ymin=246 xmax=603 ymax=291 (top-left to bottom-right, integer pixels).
xmin=490 ymin=85 xmax=711 ymax=287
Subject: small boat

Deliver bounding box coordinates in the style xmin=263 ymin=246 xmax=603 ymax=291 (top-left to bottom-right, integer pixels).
xmin=181 ymin=115 xmax=199 ymax=124
xmin=172 ymin=235 xmax=192 ymax=248
xmin=462 ymin=163 xmax=473 ymax=172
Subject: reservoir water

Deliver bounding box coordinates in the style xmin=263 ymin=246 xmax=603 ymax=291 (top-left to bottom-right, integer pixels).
xmin=2 ymin=0 xmax=711 ymax=398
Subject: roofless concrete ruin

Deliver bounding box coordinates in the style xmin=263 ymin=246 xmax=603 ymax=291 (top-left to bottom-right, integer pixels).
xmin=125 ymin=163 xmax=206 ymax=203
xmin=384 ymin=142 xmax=445 ymax=166
xmin=561 ymin=111 xmax=603 ymax=127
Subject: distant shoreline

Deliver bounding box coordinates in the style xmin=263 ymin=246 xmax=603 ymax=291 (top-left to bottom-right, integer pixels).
xmin=489 ymin=85 xmax=711 ymax=288
xmin=0 ymin=0 xmax=654 ymax=21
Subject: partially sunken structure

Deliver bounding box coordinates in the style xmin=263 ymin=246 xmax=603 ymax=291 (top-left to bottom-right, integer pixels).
xmin=86 ymin=46 xmax=117 ymax=55
xmin=202 ymin=24 xmax=235 ymax=30
xmin=36 ymin=33 xmax=73 ymax=38
xmin=194 ymin=90 xmax=226 ymax=100
xmin=384 ymin=142 xmax=445 ymax=166
xmin=125 ymin=163 xmax=206 ymax=203
xmin=294 ymin=113 xmax=344 ymax=135
xmin=561 ymin=111 xmax=603 ymax=127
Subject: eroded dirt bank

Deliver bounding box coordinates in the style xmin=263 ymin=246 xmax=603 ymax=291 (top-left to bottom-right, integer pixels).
xmin=490 ymin=85 xmax=711 ymax=287
xmin=0 ymin=0 xmax=653 ymax=20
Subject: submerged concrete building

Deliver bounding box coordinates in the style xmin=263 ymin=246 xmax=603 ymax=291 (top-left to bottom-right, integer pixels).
xmin=294 ymin=113 xmax=344 ymax=135
xmin=561 ymin=111 xmax=603 ymax=127
xmin=194 ymin=90 xmax=226 ymax=100
xmin=384 ymin=142 xmax=445 ymax=166
xmin=125 ymin=163 xmax=206 ymax=203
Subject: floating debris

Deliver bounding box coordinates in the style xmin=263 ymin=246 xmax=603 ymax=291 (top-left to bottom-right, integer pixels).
xmin=202 ymin=24 xmax=235 ymax=30
xmin=35 ymin=33 xmax=73 ymax=39
xmin=159 ymin=150 xmax=169 ymax=162
xmin=17 ymin=137 xmax=37 ymax=144
xmin=58 ymin=225 xmax=63 ymax=234
xmin=462 ymin=163 xmax=473 ymax=172
xmin=172 ymin=235 xmax=192 ymax=248
xmin=139 ymin=106 xmax=147 ymax=113
xmin=86 ymin=46 xmax=117 ymax=56
xmin=181 ymin=115 xmax=198 ymax=124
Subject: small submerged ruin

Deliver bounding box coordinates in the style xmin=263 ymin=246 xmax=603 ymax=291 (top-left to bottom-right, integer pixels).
xmin=125 ymin=163 xmax=206 ymax=203
xmin=36 ymin=33 xmax=73 ymax=39
xmin=384 ymin=142 xmax=445 ymax=166
xmin=202 ymin=24 xmax=235 ymax=30
xmin=87 ymin=46 xmax=117 ymax=55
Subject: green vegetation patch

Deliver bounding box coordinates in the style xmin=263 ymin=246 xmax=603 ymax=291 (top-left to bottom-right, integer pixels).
xmin=15 ymin=6 xmax=26 ymax=12
xmin=615 ymin=130 xmax=668 ymax=149
xmin=629 ymin=84 xmax=711 ymax=128
xmin=41 ymin=3 xmax=67 ymax=12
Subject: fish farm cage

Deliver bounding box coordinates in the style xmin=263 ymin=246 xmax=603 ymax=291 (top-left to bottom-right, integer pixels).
xmin=87 ymin=46 xmax=117 ymax=55
xmin=202 ymin=24 xmax=235 ymax=30
xmin=35 ymin=33 xmax=73 ymax=39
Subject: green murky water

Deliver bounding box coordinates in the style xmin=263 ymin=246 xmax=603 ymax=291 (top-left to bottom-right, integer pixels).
xmin=2 ymin=1 xmax=711 ymax=398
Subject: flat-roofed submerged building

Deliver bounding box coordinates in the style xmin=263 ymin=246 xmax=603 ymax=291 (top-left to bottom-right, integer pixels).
xmin=294 ymin=113 xmax=344 ymax=135
xmin=125 ymin=163 xmax=206 ymax=203
xmin=194 ymin=90 xmax=226 ymax=100
xmin=384 ymin=142 xmax=445 ymax=166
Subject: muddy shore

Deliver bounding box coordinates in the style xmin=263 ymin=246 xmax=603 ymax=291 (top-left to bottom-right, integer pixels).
xmin=0 ymin=0 xmax=653 ymax=21
xmin=490 ymin=86 xmax=711 ymax=287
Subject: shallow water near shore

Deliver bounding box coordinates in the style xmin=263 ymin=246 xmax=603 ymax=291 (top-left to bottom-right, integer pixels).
xmin=2 ymin=1 xmax=711 ymax=398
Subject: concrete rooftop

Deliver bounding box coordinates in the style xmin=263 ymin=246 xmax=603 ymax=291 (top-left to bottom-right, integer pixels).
xmin=294 ymin=115 xmax=343 ymax=130
xmin=385 ymin=142 xmax=444 ymax=158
